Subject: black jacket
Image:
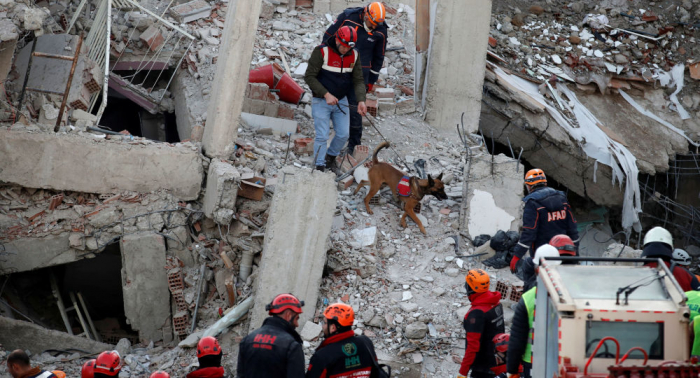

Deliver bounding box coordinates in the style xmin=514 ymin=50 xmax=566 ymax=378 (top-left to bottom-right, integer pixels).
xmin=306 ymin=330 xmax=378 ymax=378
xmin=513 ymin=187 xmax=580 ymax=258
xmin=521 ymin=257 xmax=536 ymax=293
xmin=507 ymin=298 xmax=530 ymax=374
xmin=324 ymin=7 xmax=388 ymax=85
xmin=460 ymin=291 xmax=505 ymax=375
xmin=236 ymin=316 xmax=305 ymax=378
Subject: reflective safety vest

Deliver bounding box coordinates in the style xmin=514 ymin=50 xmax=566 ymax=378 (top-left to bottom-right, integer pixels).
xmin=522 ymin=287 xmax=537 ymax=363
xmin=688 ymin=290 xmax=700 ymax=320
xmin=693 ymin=316 xmax=700 ymax=357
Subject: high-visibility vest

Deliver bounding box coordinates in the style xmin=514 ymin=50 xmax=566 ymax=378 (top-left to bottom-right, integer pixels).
xmin=693 ymin=316 xmax=700 ymax=357
xmin=522 ymin=287 xmax=537 ymax=363
xmin=688 ymin=291 xmax=700 ymax=320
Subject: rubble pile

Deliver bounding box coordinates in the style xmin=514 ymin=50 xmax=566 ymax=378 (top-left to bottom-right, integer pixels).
xmin=488 ymin=0 xmax=700 ymax=112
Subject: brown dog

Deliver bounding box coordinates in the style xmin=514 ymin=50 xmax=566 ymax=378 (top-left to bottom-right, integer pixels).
xmin=354 ymin=141 xmax=448 ymax=234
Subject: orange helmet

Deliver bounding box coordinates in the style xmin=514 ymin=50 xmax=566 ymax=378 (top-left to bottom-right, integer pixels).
xmin=81 ymin=360 xmax=96 ymax=378
xmin=466 ymin=269 xmax=490 ymax=293
xmin=549 ymin=234 xmax=576 ymax=256
xmin=266 ymin=293 xmax=304 ymax=315
xmin=323 ymin=303 xmax=355 ymax=327
xmin=150 ymin=372 xmax=170 ymax=378
xmin=493 ymin=333 xmax=510 ymax=353
xmin=94 ymin=351 xmax=121 ymax=377
xmin=52 ymin=372 xmax=66 ymax=378
xmin=197 ymin=336 xmax=222 ymax=358
xmin=336 ymin=25 xmax=357 ymax=48
xmin=524 ymin=168 xmax=547 ymax=187
xmin=364 ymin=2 xmax=386 ymax=28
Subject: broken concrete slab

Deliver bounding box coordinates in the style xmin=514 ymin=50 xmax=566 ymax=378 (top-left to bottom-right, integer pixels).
xmin=240 ymin=112 xmax=298 ymax=135
xmin=170 ymin=0 xmax=213 ymax=23
xmin=0 ymin=130 xmax=203 ymax=200
xmin=250 ymin=168 xmax=337 ymax=329
xmin=0 ymin=234 xmax=77 ymax=273
xmin=203 ymin=160 xmax=240 ymax=224
xmin=464 ymin=153 xmax=523 ymax=238
xmin=0 ymin=316 xmax=112 ymax=353
xmin=121 ymin=232 xmax=171 ymax=343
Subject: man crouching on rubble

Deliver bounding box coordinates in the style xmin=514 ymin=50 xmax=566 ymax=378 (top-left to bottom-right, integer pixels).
xmin=305 ymin=25 xmax=367 ymax=173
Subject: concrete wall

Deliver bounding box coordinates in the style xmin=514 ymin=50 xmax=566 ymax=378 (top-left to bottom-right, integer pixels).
xmin=120 ymin=232 xmax=171 ymax=343
xmin=0 ymin=234 xmax=77 ymax=274
xmin=0 ymin=316 xmax=112 ymax=352
xmin=464 ymin=153 xmax=523 ymax=238
xmin=424 ymin=0 xmax=492 ymax=133
xmin=0 ymin=130 xmax=204 ymax=200
xmin=250 ymin=168 xmax=337 ymax=330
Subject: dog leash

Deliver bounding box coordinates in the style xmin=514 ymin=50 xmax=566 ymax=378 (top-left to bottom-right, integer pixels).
xmin=336 ymin=102 xmax=412 ymax=173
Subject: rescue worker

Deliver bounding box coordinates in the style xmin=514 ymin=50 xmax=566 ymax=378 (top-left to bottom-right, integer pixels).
xmin=306 ymin=303 xmax=379 ymax=377
xmin=6 ymin=350 xmax=57 ymax=378
xmin=305 ymin=25 xmax=368 ymax=172
xmin=458 ymin=269 xmax=505 ymax=378
xmin=324 ymin=2 xmax=388 ymax=155
xmin=641 ymin=226 xmax=700 ymax=292
xmin=507 ymin=245 xmax=562 ymax=378
xmin=237 ymin=293 xmax=305 ymax=378
xmin=510 ymin=169 xmax=580 ymax=274
xmin=188 ymin=336 xmax=225 ymax=378
xmin=81 ymin=360 xmax=96 ymax=378
xmin=549 ymin=235 xmax=578 ymax=261
xmin=93 ymin=351 xmax=121 ymax=378
xmin=491 ymin=333 xmax=510 ymax=377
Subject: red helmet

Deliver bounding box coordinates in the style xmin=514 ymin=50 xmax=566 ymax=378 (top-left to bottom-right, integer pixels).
xmin=94 ymin=351 xmax=120 ymax=377
xmin=81 ymin=359 xmax=96 ymax=378
xmin=549 ymin=234 xmax=576 ymax=256
xmin=150 ymin=371 xmax=170 ymax=378
xmin=493 ymin=333 xmax=510 ymax=353
xmin=266 ymin=293 xmax=304 ymax=315
xmin=197 ymin=336 xmax=222 ymax=358
xmin=336 ymin=26 xmax=357 ymax=48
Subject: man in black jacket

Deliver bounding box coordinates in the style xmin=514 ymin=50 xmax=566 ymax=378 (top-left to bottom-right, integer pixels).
xmin=306 ymin=303 xmax=379 ymax=378
xmin=237 ymin=294 xmax=305 ymax=378
xmin=510 ymin=168 xmax=579 ymax=273
xmin=324 ymin=2 xmax=388 ymax=155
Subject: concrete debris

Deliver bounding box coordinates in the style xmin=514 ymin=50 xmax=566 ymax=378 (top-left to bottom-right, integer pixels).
xmin=300 ymin=321 xmax=323 ymax=341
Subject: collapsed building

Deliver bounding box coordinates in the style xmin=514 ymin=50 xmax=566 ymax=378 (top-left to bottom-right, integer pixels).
xmin=0 ymin=0 xmax=699 ymax=376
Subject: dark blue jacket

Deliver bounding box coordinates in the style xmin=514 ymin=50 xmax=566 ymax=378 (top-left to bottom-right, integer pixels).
xmin=513 ymin=187 xmax=579 ymax=259
xmin=324 ymin=7 xmax=387 ymax=85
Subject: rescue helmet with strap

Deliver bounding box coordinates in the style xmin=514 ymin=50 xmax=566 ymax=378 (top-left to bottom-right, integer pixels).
xmin=493 ymin=333 xmax=510 ymax=353
xmin=149 ymin=372 xmax=170 ymax=378
xmin=81 ymin=360 xmax=96 ymax=378
xmin=534 ymin=244 xmax=562 ymax=267
xmin=94 ymin=351 xmax=121 ymax=377
xmin=549 ymin=234 xmax=576 ymax=256
xmin=466 ymin=269 xmax=490 ymax=293
xmin=364 ymin=2 xmax=386 ymax=28
xmin=323 ymin=302 xmax=355 ymax=327
xmin=672 ymin=248 xmax=692 ymax=266
xmin=266 ymin=293 xmax=304 ymax=315
xmin=336 ymin=25 xmax=357 ymax=48
xmin=197 ymin=336 xmax=222 ymax=358
xmin=524 ymin=168 xmax=547 ymax=188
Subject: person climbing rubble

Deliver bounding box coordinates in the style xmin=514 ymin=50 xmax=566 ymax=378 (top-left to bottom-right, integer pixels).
xmin=304 ymin=25 xmax=368 ymax=173
xmin=237 ymin=294 xmax=305 ymax=378
xmin=641 ymin=226 xmax=700 ymax=292
xmin=93 ymin=351 xmax=121 ymax=378
xmin=306 ymin=303 xmax=380 ymax=378
xmin=507 ymin=245 xmax=562 ymax=378
xmin=458 ymin=269 xmax=505 ymax=378
xmin=188 ymin=336 xmax=225 ymax=378
xmin=6 ymin=350 xmax=58 ymax=378
xmin=324 ymin=2 xmax=388 ymax=155
xmin=510 ymin=169 xmax=580 ymax=274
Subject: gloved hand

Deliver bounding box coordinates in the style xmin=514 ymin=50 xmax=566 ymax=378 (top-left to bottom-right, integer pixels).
xmin=510 ymin=256 xmax=520 ymax=273
xmin=366 ymin=83 xmax=374 ymax=93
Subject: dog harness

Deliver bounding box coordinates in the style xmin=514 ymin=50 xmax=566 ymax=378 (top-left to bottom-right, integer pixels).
xmin=397 ymin=176 xmax=411 ymax=197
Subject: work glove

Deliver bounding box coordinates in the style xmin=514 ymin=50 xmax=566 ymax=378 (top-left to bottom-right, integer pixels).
xmin=366 ymin=83 xmax=374 ymax=93
xmin=510 ymin=255 xmax=520 ymax=273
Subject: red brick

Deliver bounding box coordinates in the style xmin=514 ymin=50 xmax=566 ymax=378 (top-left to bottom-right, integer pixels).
xmin=488 ymin=36 xmax=497 ymax=48
xmin=690 ymin=62 xmax=700 ymax=80
xmin=248 ymin=83 xmax=271 ymax=101
xmin=277 ymin=104 xmax=295 ymax=119
xmin=140 ymin=25 xmax=164 ymax=51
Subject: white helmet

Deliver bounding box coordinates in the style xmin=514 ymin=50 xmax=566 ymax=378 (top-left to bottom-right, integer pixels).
xmin=534 ymin=244 xmax=562 ymax=267
xmin=643 ymin=226 xmax=673 ymax=248
xmin=672 ymin=249 xmax=691 ymax=266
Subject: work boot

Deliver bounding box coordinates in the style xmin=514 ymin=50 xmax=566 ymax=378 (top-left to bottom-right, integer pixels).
xmin=346 ymin=145 xmax=356 ymax=156
xmin=325 ymin=154 xmax=338 ymax=173
xmin=315 ymin=165 xmax=326 ymax=172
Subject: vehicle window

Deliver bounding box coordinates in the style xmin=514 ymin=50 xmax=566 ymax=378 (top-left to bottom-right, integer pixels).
xmin=585 ymin=321 xmax=663 ymax=360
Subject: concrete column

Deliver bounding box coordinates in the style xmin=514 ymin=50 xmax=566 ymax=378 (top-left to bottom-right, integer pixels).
xmin=249 ymin=168 xmax=337 ymax=330
xmin=424 ymin=0 xmax=492 ymax=133
xmin=121 ymin=232 xmax=170 ymax=343
xmin=202 ymin=0 xmax=263 ymax=158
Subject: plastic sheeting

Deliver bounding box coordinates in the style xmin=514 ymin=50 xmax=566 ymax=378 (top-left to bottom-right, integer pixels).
xmin=491 ymin=66 xmax=642 ymax=232
xmin=656 ymin=64 xmax=691 ymax=120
